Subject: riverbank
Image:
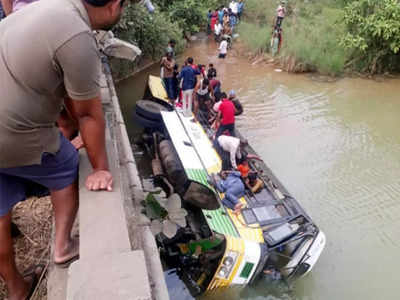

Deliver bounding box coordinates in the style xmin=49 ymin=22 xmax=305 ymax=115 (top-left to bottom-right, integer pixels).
xmin=238 ymin=0 xmax=400 ymax=76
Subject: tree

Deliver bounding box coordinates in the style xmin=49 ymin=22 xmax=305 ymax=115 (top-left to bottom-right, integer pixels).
xmin=340 ymin=0 xmax=400 ymax=73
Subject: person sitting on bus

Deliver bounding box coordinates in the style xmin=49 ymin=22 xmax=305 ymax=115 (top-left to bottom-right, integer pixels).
xmin=210 ymin=171 xmax=244 ymax=214
xmin=245 ymin=171 xmax=264 ymax=193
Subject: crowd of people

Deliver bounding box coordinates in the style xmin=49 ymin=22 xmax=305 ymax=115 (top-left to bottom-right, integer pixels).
xmin=160 ymin=51 xmax=265 ymax=215
xmin=207 ymin=0 xmax=245 ymax=58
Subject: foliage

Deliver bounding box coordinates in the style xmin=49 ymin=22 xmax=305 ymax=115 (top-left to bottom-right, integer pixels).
xmin=340 ymin=0 xmax=400 ymax=73
xmin=283 ymin=6 xmax=348 ymax=75
xmin=114 ymin=3 xmax=185 ymax=59
xmin=167 ymin=0 xmax=206 ymax=34
xmin=238 ymin=22 xmax=272 ymax=54
xmin=152 ymin=0 xmax=226 ymax=34
xmin=241 ymin=0 xmax=276 ymax=26
xmin=238 ymin=0 xmax=400 ymax=74
xmin=145 ymin=193 xmax=188 ymax=239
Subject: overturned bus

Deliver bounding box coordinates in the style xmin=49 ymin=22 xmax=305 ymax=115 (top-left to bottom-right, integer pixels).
xmin=134 ymin=75 xmax=326 ymax=296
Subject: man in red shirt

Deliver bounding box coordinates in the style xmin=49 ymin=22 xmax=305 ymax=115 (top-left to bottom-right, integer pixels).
xmin=216 ymin=96 xmax=235 ymax=137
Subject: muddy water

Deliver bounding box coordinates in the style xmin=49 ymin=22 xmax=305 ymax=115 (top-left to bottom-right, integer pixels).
xmin=116 ymin=37 xmax=400 ymax=300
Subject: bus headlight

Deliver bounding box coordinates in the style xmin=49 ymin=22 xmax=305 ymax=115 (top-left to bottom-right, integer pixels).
xmin=218 ymin=251 xmax=238 ymax=279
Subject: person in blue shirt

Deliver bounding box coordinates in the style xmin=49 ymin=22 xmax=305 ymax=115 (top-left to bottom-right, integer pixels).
xmin=210 ymin=171 xmax=245 ymax=214
xmin=177 ymin=57 xmax=200 ymax=117
xmin=238 ymin=0 xmax=244 ymax=20
xmin=229 ymin=10 xmax=237 ymax=32
xmin=218 ymin=6 xmax=224 ymax=24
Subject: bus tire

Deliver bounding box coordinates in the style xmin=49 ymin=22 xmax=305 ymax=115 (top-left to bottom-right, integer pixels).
xmin=135 ymin=99 xmax=169 ymax=121
xmin=133 ymin=110 xmax=163 ymax=130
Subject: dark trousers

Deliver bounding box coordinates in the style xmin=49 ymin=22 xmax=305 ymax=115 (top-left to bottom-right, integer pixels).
xmin=276 ymin=16 xmax=284 ymax=28
xmin=163 ymin=77 xmax=175 ymax=100
xmin=216 ymin=123 xmax=235 ymax=138
xmin=213 ymin=139 xmax=233 ymax=170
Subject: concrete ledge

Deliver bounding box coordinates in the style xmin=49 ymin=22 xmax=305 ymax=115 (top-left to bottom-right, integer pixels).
xmin=103 ymin=58 xmax=169 ymax=300
xmin=48 ymin=58 xmax=168 ymax=300
xmin=67 ymin=251 xmax=151 ymax=300
xmin=77 ymin=130 xmax=131 ymax=259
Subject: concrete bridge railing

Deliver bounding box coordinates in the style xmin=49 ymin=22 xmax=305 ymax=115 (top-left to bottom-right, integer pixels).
xmin=47 ymin=58 xmax=169 ymax=300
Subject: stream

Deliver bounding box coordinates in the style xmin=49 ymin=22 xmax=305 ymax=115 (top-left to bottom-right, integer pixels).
xmin=116 ymin=36 xmax=400 ymax=300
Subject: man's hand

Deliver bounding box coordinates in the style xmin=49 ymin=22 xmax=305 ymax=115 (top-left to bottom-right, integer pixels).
xmin=85 ymin=170 xmax=113 ymax=191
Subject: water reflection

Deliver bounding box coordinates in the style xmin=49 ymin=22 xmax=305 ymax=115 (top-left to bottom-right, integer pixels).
xmin=116 ymin=37 xmax=400 ymax=300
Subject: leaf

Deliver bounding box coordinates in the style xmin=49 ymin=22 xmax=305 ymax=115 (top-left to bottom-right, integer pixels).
xmin=150 ymin=219 xmax=163 ymax=236
xmin=169 ymin=208 xmax=188 ymax=225
xmin=166 ymin=193 xmax=182 ymax=213
xmin=162 ymin=219 xmax=178 ymax=238
xmin=145 ymin=192 xmax=168 ymax=219
xmin=169 ymin=209 xmax=188 ymax=227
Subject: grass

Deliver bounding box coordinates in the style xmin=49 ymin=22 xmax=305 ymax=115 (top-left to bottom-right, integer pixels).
xmin=238 ymin=22 xmax=272 ymax=55
xmin=238 ymin=0 xmax=350 ymax=75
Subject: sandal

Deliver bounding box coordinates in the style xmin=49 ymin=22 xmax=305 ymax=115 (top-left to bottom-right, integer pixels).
xmin=54 ymin=236 xmax=80 ymax=268
xmin=54 ymin=253 xmax=79 ymax=269
xmin=23 ymin=264 xmax=46 ymax=300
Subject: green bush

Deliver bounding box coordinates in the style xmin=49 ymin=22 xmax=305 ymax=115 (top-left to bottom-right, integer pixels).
xmin=340 ymin=0 xmax=400 ymax=73
xmin=114 ymin=4 xmax=185 ymax=59
xmin=167 ymin=0 xmax=206 ymax=34
xmin=241 ymin=0 xmax=275 ymax=26
xmin=238 ymin=22 xmax=272 ymax=54
xmin=283 ymin=6 xmax=348 ymax=75
xmin=153 ymin=0 xmax=226 ymax=33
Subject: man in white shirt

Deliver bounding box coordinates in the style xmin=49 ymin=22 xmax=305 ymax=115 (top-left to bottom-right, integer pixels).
xmin=216 ymin=135 xmax=262 ymax=170
xmin=218 ymin=37 xmax=228 ymax=59
xmin=214 ymin=21 xmax=223 ymax=41
xmin=217 ymin=135 xmax=242 ymax=170
xmin=229 ymin=0 xmax=238 ymax=15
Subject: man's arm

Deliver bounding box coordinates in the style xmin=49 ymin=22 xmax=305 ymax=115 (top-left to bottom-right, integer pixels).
xmin=65 ymin=97 xmax=113 ymax=191
xmin=209 ymin=83 xmax=215 ymax=100
xmin=1 ymin=0 xmax=12 ymax=16
xmin=54 ymin=32 xmax=113 ymax=191
xmin=230 ymin=144 xmax=238 ymax=169
xmin=246 ymin=154 xmax=263 ymax=161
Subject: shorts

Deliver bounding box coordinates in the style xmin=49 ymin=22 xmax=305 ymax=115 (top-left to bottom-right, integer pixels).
xmin=219 ymin=53 xmax=226 ymax=59
xmin=0 ymin=134 xmax=79 ymax=216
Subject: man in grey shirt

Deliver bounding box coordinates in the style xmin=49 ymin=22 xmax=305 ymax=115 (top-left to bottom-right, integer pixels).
xmin=0 ymin=0 xmax=128 ymax=298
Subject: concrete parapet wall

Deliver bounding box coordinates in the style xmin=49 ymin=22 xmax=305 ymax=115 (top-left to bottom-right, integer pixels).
xmin=48 ymin=58 xmax=168 ymax=300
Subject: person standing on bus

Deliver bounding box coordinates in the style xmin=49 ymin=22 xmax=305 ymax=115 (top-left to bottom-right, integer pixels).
xmin=178 ymin=57 xmax=200 ymax=117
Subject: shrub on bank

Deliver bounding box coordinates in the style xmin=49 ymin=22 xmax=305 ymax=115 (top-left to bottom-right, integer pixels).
xmin=114 ymin=4 xmax=185 ymax=59
xmin=153 ymin=0 xmax=226 ymax=34
xmin=283 ymin=6 xmax=348 ymax=75
xmin=239 ymin=0 xmax=400 ymax=75
xmin=340 ymin=0 xmax=400 ymax=74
